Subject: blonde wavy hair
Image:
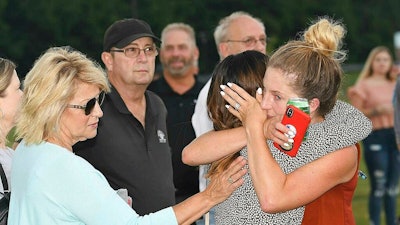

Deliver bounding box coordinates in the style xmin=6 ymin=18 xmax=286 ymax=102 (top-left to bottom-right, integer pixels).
xmin=268 ymin=17 xmax=347 ymax=117
xmin=16 ymin=47 xmax=110 ymax=145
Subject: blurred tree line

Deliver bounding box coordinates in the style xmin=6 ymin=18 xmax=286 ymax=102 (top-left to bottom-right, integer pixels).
xmin=1 ymin=0 xmax=400 ymax=78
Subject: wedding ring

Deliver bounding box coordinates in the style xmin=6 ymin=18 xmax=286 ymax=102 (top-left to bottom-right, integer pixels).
xmin=228 ymin=177 xmax=234 ymax=184
xmin=234 ymin=103 xmax=241 ymax=110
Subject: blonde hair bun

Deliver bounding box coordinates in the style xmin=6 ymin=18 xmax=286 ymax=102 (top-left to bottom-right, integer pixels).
xmin=304 ymin=18 xmax=346 ymax=61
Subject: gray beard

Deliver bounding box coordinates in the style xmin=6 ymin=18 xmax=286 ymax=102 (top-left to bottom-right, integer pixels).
xmin=165 ymin=64 xmax=192 ymax=77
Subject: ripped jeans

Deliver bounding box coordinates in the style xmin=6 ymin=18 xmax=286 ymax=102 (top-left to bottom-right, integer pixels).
xmin=363 ymin=128 xmax=400 ymax=225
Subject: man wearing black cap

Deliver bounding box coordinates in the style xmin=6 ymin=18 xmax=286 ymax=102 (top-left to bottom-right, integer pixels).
xmin=74 ymin=18 xmax=176 ymax=216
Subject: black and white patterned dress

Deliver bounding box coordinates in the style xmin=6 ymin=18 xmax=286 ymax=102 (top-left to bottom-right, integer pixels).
xmin=214 ymin=100 xmax=372 ymax=225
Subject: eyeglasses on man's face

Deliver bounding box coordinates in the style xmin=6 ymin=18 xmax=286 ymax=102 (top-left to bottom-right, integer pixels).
xmin=67 ymin=91 xmax=105 ymax=115
xmin=109 ymin=46 xmax=158 ymax=58
xmin=224 ymin=37 xmax=267 ymax=48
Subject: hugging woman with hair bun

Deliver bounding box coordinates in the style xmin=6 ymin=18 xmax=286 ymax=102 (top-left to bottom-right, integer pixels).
xmin=183 ymin=17 xmax=372 ymax=225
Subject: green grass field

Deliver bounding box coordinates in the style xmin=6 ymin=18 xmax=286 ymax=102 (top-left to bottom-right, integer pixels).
xmin=353 ymin=156 xmax=373 ymax=224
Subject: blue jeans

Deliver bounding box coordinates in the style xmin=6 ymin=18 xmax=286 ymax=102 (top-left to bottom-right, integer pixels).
xmin=363 ymin=128 xmax=400 ymax=225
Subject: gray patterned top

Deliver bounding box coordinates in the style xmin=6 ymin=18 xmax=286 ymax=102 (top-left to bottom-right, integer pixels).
xmin=214 ymin=100 xmax=372 ymax=225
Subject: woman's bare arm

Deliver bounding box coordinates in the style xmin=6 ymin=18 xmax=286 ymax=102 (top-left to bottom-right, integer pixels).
xmin=221 ymin=82 xmax=359 ymax=213
xmin=246 ymin=121 xmax=358 ymax=213
xmin=182 ymin=127 xmax=247 ymax=166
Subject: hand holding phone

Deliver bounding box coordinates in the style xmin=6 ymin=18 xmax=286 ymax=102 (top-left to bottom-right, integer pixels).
xmin=273 ymin=105 xmax=311 ymax=157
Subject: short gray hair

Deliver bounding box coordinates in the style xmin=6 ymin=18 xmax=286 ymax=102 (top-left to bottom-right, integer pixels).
xmin=161 ymin=23 xmax=197 ymax=47
xmin=213 ymin=11 xmax=265 ymax=56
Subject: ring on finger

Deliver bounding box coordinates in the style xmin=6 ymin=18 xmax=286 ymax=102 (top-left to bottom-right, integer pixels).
xmin=234 ymin=103 xmax=241 ymax=110
xmin=228 ymin=177 xmax=234 ymax=184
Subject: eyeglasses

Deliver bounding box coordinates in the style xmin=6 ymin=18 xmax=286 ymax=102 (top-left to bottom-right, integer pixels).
xmin=109 ymin=46 xmax=158 ymax=58
xmin=224 ymin=37 xmax=267 ymax=48
xmin=67 ymin=91 xmax=105 ymax=115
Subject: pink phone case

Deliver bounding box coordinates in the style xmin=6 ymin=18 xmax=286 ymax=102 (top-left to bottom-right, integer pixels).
xmin=273 ymin=105 xmax=311 ymax=157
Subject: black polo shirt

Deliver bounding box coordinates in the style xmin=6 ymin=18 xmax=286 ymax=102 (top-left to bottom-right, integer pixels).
xmin=73 ymin=86 xmax=175 ymax=216
xmin=148 ymin=76 xmax=205 ymax=203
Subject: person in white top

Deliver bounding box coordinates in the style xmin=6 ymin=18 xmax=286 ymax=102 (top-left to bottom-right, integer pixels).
xmin=190 ymin=11 xmax=267 ymax=225
xmin=0 ymin=58 xmax=23 ymax=193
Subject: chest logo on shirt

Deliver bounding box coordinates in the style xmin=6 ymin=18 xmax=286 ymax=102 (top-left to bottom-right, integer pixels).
xmin=157 ymin=130 xmax=167 ymax=143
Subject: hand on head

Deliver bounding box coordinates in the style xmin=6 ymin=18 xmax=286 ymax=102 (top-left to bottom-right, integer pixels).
xmin=219 ymin=82 xmax=265 ymax=127
xmin=220 ymin=82 xmax=293 ymax=145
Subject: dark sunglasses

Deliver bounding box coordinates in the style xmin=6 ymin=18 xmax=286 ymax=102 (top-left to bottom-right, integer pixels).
xmin=67 ymin=91 xmax=105 ymax=115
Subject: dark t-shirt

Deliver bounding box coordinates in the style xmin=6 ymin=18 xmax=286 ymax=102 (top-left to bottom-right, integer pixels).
xmin=73 ymin=86 xmax=175 ymax=216
xmin=148 ymin=76 xmax=205 ymax=202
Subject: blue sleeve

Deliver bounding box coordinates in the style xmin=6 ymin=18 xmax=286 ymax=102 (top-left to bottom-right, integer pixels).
xmin=47 ymin=155 xmax=178 ymax=225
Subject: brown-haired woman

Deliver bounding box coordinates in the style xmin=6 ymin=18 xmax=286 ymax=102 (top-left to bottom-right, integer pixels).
xmin=206 ymin=50 xmax=267 ymax=179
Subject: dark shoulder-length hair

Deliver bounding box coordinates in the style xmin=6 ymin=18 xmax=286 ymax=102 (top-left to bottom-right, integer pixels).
xmin=207 ymin=50 xmax=267 ymax=177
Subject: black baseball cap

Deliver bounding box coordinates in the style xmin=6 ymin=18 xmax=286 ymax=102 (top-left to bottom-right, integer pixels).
xmin=103 ymin=18 xmax=161 ymax=52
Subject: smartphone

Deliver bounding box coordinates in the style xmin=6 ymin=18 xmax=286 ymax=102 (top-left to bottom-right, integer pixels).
xmin=273 ymin=105 xmax=311 ymax=157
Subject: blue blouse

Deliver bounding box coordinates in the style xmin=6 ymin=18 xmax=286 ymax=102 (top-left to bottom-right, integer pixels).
xmin=9 ymin=141 xmax=177 ymax=225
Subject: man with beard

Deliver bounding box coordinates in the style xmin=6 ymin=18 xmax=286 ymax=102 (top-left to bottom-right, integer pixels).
xmin=147 ymin=23 xmax=204 ymax=207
